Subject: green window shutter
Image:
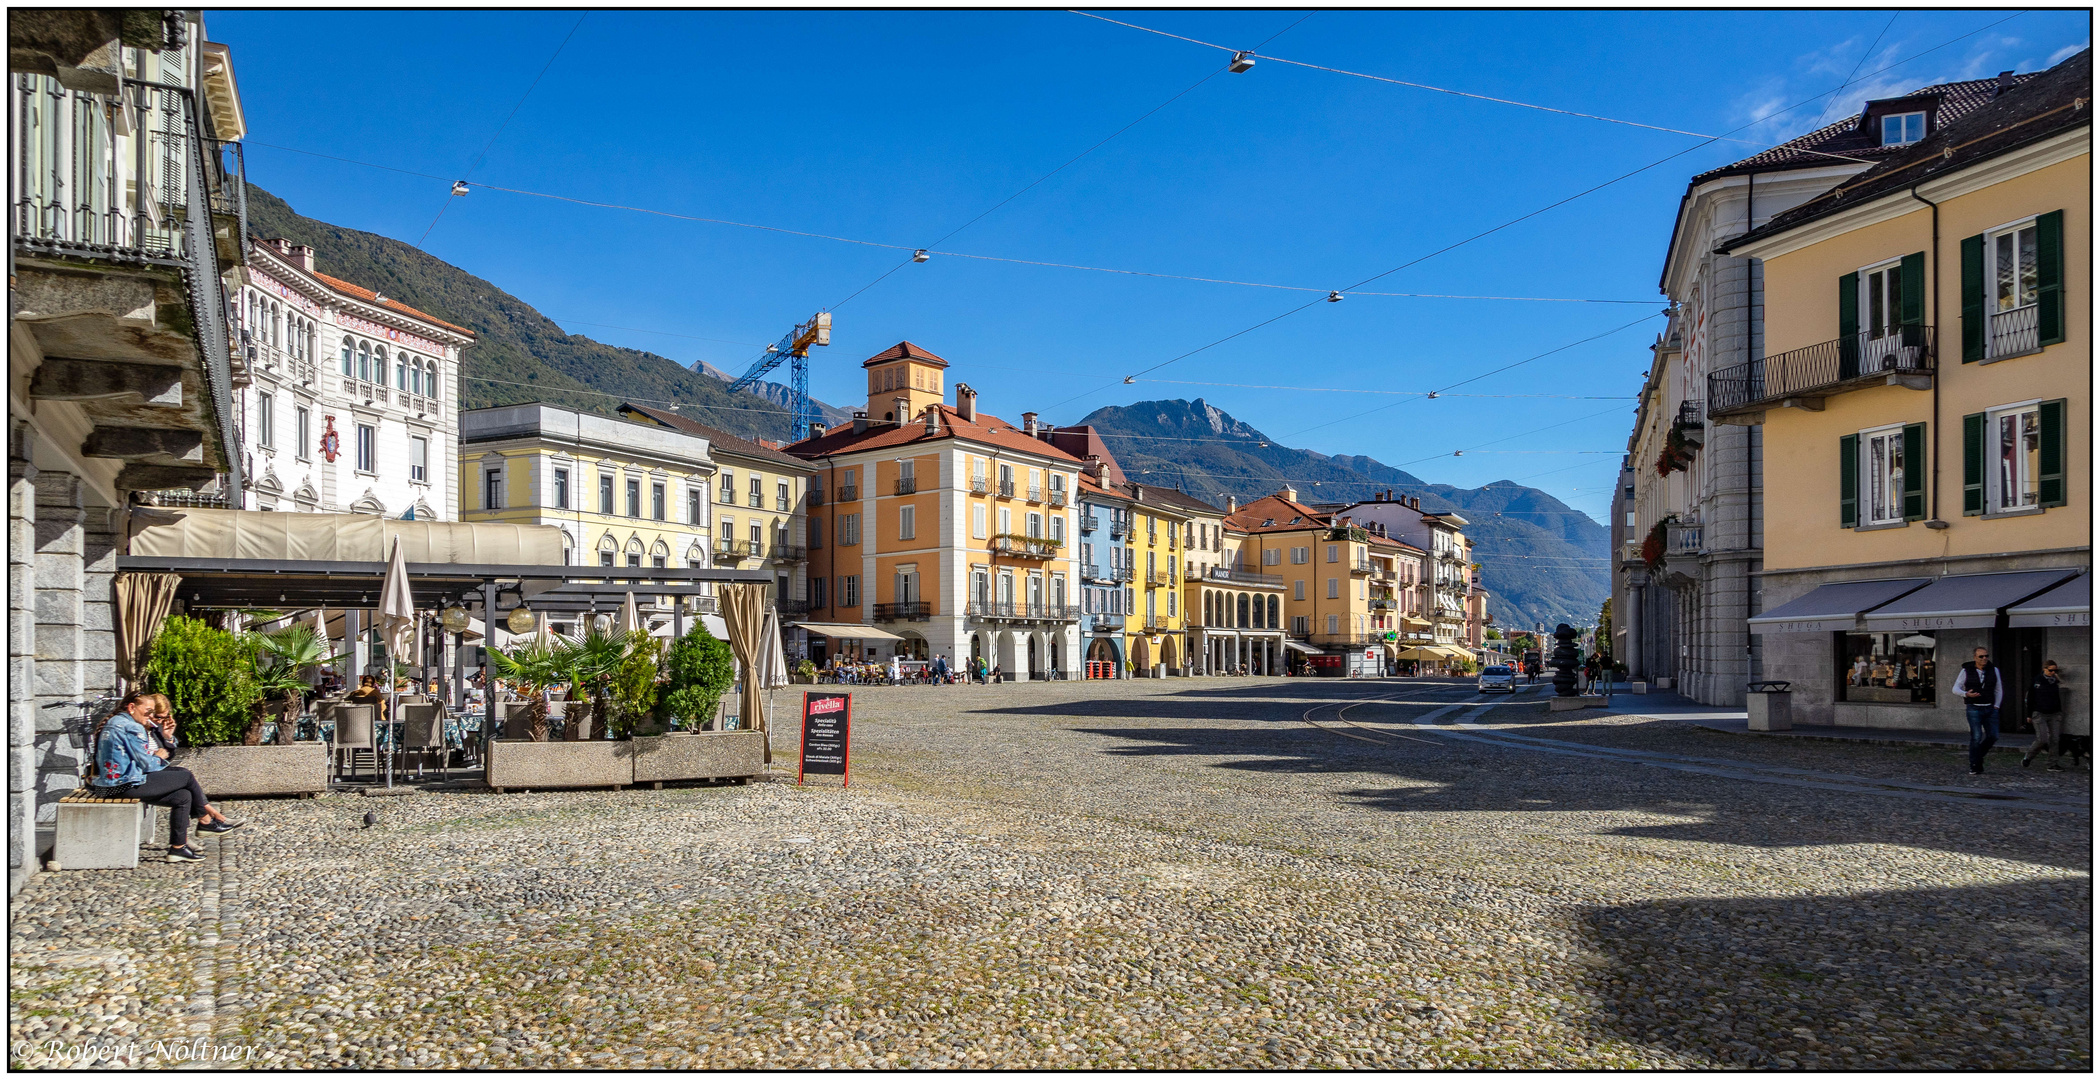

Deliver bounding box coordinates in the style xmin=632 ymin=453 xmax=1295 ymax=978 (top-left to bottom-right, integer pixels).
xmin=2036 ymin=209 xmax=2065 ymax=346
xmin=2038 ymin=398 xmax=2066 ymax=507
xmin=1902 ymin=423 xmax=1927 ymax=521
xmin=1962 ymin=412 xmax=1985 ymax=515
xmin=1839 ymin=433 xmax=1858 ymax=529
xmin=1899 ymin=251 xmax=1927 ymax=336
xmin=1838 ymin=271 xmax=1860 ymax=374
xmin=1960 ymin=233 xmax=1985 ymax=362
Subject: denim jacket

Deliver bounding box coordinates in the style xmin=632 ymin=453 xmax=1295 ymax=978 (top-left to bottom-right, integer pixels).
xmin=92 ymin=713 xmax=165 ymax=788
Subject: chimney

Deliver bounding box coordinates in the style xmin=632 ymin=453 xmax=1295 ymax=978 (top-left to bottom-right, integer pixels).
xmin=891 ymin=396 xmax=908 ymax=424
xmin=852 ymin=410 xmax=869 ymax=435
xmin=292 ymin=244 xmax=316 ymax=273
xmin=1997 ymin=69 xmax=2017 ymax=96
xmin=1131 ymin=483 xmax=1142 ymax=501
xmin=1227 ymin=495 xmax=1238 ymax=514
xmin=924 ymin=407 xmax=940 ymax=436
xmin=955 ymin=383 xmax=977 ymax=423
xmin=808 ymin=422 xmax=828 ymax=440
xmin=1096 ymin=460 xmax=1112 ymax=485
xmin=1022 ymin=412 xmax=1039 ymax=437
xmin=1278 ymin=485 xmax=1297 ymax=502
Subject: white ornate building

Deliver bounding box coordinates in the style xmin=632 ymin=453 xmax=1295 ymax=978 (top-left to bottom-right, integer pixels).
xmin=222 ymin=238 xmax=475 ymax=518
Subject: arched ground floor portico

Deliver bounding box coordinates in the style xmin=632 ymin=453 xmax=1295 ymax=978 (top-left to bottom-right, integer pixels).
xmin=1193 ymin=631 xmax=1286 ymax=676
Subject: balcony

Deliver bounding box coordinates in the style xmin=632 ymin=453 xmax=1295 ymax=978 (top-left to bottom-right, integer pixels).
xmin=1667 ymin=517 xmax=1703 ymax=556
xmin=1369 ymin=597 xmax=1396 ymax=611
xmin=1708 ymin=326 xmax=1934 ymax=419
xmin=1197 ymin=565 xmax=1286 ymax=589
xmin=775 ymin=599 xmax=809 ymax=618
xmin=991 ymin=535 xmax=1062 ymax=559
xmin=1048 ymin=489 xmax=1067 ymax=507
xmin=894 ymin=477 xmax=917 ymax=496
xmin=1108 ymin=519 xmax=1126 ymax=539
xmin=967 ymin=600 xmax=1080 ymax=623
xmin=998 ymin=480 xmax=1016 ymax=498
xmin=1079 ymin=514 xmax=1100 ymax=532
xmin=1026 ymin=486 xmax=1043 ymax=503
xmin=873 ymin=601 xmax=931 ymax=622
xmin=808 ymin=487 xmax=824 ymax=507
xmin=768 ymin=544 xmax=807 ymax=563
xmin=837 ymin=485 xmax=859 ymax=503
xmin=1987 ymin=304 xmax=2041 ymax=359
xmin=714 ymin=539 xmax=756 ymax=561
xmin=1141 ymin=615 xmax=1177 ymax=632
xmin=1350 ymin=559 xmax=1376 ymax=576
xmin=971 ymin=477 xmax=988 ymax=495
xmin=747 ymin=493 xmax=764 ymax=508
xmin=1325 ymin=525 xmax=1367 ymax=543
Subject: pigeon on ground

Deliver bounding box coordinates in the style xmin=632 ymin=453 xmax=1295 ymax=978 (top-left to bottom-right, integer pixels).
xmin=362 ymin=811 xmax=377 ymax=828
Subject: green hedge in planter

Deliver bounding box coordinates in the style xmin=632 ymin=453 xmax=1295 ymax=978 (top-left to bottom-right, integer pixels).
xmin=145 ymin=615 xmax=262 ymax=747
xmin=663 ymin=624 xmax=736 ymax=730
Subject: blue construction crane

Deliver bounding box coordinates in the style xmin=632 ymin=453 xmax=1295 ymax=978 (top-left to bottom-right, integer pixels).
xmin=725 ymin=312 xmax=831 ymax=442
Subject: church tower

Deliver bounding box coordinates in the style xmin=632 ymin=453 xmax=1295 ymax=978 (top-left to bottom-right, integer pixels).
xmin=862 ymin=341 xmax=949 ymax=423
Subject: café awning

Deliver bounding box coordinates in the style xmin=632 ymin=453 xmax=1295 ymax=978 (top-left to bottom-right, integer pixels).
xmin=1400 ymin=616 xmax=1433 ymax=630
xmin=1282 ymin=639 xmax=1319 ymax=655
xmin=1860 ymin=569 xmax=2084 ymax=632
xmin=1747 ymin=578 xmax=1930 ymax=634
xmin=129 ymin=505 xmax=564 ymax=563
xmin=796 ymin=622 xmax=907 ymax=643
xmin=2007 ymin=573 xmax=2090 ymax=628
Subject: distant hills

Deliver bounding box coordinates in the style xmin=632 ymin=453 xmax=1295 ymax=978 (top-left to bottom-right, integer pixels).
xmin=242 ymin=185 xmax=841 ymax=443
xmin=1077 ymin=399 xmax=1609 ymax=630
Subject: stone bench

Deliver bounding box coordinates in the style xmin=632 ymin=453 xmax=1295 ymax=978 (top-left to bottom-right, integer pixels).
xmin=49 ymin=789 xmax=158 ymax=871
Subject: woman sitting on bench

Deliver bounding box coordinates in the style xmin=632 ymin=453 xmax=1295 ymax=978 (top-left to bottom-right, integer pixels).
xmin=90 ymin=692 xmax=228 ymax=863
xmin=138 ymin=693 xmax=241 ymax=836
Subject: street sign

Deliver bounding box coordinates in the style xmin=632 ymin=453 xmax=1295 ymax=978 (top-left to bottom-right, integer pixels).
xmin=799 ymin=691 xmax=851 ymax=786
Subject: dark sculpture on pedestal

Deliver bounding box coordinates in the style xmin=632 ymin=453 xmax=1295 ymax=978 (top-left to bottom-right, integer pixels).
xmin=1551 ymin=623 xmax=1580 ymax=697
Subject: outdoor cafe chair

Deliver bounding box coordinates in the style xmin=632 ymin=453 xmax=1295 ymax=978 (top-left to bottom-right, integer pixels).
xmin=396 ymin=702 xmax=447 ymax=780
xmin=326 ymin=703 xmax=378 ymax=782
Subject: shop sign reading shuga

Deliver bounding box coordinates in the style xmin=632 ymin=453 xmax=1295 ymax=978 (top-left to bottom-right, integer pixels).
xmin=800 ymin=692 xmax=851 ymax=786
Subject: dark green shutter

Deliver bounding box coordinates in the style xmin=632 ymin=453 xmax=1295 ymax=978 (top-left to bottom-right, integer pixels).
xmin=2038 ymin=398 xmax=2066 ymax=507
xmin=1960 ymin=233 xmax=1985 ymax=362
xmin=1902 ymin=423 xmax=1926 ymax=521
xmin=1898 ymin=251 xmax=1926 ymax=339
xmin=2036 ymin=209 xmax=2065 ymax=346
xmin=1962 ymin=412 xmax=1985 ymax=515
xmin=1839 ymin=433 xmax=1858 ymax=528
xmin=1838 ymin=272 xmax=1860 ymax=377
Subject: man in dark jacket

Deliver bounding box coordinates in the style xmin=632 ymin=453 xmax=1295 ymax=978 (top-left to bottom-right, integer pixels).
xmin=1951 ymin=646 xmax=2003 ymax=774
xmin=2023 ymin=660 xmax=2067 ymax=771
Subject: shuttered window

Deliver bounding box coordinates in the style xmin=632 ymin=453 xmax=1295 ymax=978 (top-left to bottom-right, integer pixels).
xmin=1839 ymin=433 xmax=1858 ymax=528
xmin=2038 ymin=398 xmax=2066 ymax=507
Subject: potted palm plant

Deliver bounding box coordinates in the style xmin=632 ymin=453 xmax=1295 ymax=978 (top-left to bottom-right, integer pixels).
xmin=156 ymin=622 xmax=333 ymax=798
xmin=486 ymin=633 xmax=634 ymax=792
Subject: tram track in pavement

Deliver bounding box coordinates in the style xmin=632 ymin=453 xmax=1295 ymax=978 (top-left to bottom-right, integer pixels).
xmin=1302 ymin=683 xmax=2092 ymax=815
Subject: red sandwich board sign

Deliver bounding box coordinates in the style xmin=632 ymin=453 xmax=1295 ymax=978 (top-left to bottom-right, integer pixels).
xmin=799 ymin=691 xmax=851 ymax=786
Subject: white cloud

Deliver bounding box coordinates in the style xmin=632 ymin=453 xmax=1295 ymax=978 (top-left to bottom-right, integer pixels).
xmin=2049 ymin=41 xmax=2090 ymax=65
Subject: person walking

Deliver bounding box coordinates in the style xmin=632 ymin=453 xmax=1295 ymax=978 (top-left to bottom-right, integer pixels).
xmin=2023 ymin=660 xmax=2068 ymax=770
xmin=932 ymin=653 xmax=949 ymax=684
xmin=1952 ymin=646 xmax=2004 ymax=774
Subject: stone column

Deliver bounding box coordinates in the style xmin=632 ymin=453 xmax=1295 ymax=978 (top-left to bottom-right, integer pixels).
xmin=32 ymin=470 xmax=86 ymax=827
xmin=1622 ymin=576 xmax=1645 ymax=680
xmin=9 ymin=426 xmax=40 ymax=890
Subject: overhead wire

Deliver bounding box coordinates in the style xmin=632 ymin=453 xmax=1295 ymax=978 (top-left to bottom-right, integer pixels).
xmin=417 ymin=13 xmax=588 ymax=248
xmin=1136 ymin=378 xmax=1634 ymax=399
xmin=1812 ymin=11 xmax=1905 ymax=129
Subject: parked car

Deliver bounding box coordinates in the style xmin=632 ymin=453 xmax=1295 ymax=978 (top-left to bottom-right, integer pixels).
xmin=1478 ymin=665 xmax=1516 ymax=693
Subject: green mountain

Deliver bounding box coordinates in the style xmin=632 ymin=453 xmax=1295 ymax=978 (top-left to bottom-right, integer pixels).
xmin=242 ymin=185 xmax=837 ymax=442
xmin=1077 ymin=398 xmax=1610 ymax=630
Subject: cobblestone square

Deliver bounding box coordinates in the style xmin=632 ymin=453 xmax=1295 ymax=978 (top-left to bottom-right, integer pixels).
xmin=10 ymin=678 xmax=2090 ymax=1069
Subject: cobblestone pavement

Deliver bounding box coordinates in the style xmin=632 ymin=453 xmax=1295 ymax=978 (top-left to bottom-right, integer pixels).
xmin=10 ymin=677 xmax=2090 ymax=1069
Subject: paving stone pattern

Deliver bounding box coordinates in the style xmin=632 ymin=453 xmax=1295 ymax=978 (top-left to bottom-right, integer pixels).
xmin=9 ymin=678 xmax=2091 ymax=1069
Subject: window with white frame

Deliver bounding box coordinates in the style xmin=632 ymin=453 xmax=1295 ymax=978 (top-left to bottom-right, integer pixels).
xmin=840 ymin=575 xmax=859 ymax=607
xmin=652 ymin=482 xmax=666 ymax=521
xmin=599 ymin=474 xmax=615 ymax=515
xmin=997 ymin=508 xmax=1011 ymax=535
xmin=748 ymin=475 xmax=762 ymax=507
xmin=972 ymin=504 xmax=986 ymax=539
xmin=1988 ymin=218 xmax=2041 ymax=357
xmin=295 ymin=406 xmax=311 ymax=462
xmin=484 ymin=468 xmax=502 ymax=510
xmin=257 ymin=392 xmax=274 ymax=448
xmin=355 ymin=424 xmax=376 ymax=473
xmin=899 ymin=504 xmax=916 ymax=540
xmin=1326 ymin=544 xmax=1338 ymax=563
xmin=687 ymin=488 xmax=701 ymax=524
xmin=1050 ymin=514 xmax=1064 ymax=544
xmin=720 ymin=472 xmax=735 ymax=502
xmin=1860 ymin=426 xmax=1906 ymax=525
xmin=1990 ymin=402 xmax=2043 ymax=513
xmin=410 ymin=436 xmax=428 ymax=484
xmin=1880 ymin=111 xmax=1925 ymax=146
xmin=554 ymin=468 xmax=570 ymax=509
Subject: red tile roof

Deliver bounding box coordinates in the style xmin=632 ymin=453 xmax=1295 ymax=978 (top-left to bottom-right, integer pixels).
xmin=860 ymin=341 xmax=950 ymax=369
xmin=311 ymin=272 xmax=475 ymax=337
xmin=1225 ymin=494 xmax=1333 ymax=533
xmin=784 ymin=403 xmax=1087 ymax=464
xmin=619 ymin=402 xmax=812 ymax=468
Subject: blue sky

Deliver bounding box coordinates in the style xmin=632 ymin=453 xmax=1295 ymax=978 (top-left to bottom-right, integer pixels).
xmin=207 ymin=9 xmax=2090 ymax=520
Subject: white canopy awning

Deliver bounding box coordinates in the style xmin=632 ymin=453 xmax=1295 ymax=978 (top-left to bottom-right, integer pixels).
xmin=1281 ymin=639 xmax=1319 ymax=655
xmin=796 ymin=622 xmax=907 ymax=643
xmin=130 ymin=506 xmax=565 ymax=564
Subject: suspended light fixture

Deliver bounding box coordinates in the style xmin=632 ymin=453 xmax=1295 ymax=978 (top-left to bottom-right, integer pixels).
xmin=1326 ymin=291 xmax=1343 ymax=302
xmin=1229 ymin=51 xmax=1256 ymax=73
xmin=451 ymin=181 xmax=470 ymax=196
xmin=913 ymin=249 xmax=930 ymax=263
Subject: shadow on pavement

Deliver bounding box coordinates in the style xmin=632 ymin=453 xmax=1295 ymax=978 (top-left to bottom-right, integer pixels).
xmin=1573 ymin=879 xmax=2091 ymax=1069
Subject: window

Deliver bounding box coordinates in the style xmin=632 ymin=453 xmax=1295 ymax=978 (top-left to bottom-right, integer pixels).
xmin=1026 ymin=513 xmax=1042 ymax=539
xmin=1327 ymin=578 xmax=1340 ymax=599
xmin=721 ymin=517 xmax=735 ymax=547
xmin=652 ymin=482 xmax=666 ymax=521
xmin=1327 ymin=614 xmax=1340 ymax=635
xmin=1264 ymin=548 xmax=1281 ymax=566
xmin=554 ymin=468 xmax=570 ymax=509
xmin=899 ymin=505 xmax=916 ymax=540
xmin=395 ymin=354 xmax=407 ymax=391
xmin=1167 ymin=590 xmax=1176 ymax=617
xmin=628 ymin=553 xmax=642 ymax=568
xmin=295 ymin=407 xmax=310 ymax=462
xmin=748 ymin=475 xmax=762 ymax=508
xmin=998 ymin=508 xmax=1011 ymax=535
xmin=999 ymin=463 xmax=1013 ymax=494
xmin=427 ymin=360 xmax=440 ymax=402
xmin=1991 ymin=403 xmax=2043 ymax=513
xmin=1862 ymin=260 xmax=1903 ymax=343
xmin=601 ymin=551 xmax=615 ymax=567
xmin=627 ymin=478 xmax=642 ymax=518
xmin=812 ymin=577 xmax=827 ymax=608
xmin=750 ymin=522 xmax=763 ymax=550
xmin=1327 ymin=544 xmax=1338 ymax=563
xmin=1291 ymin=547 xmax=1309 ymax=564
xmin=1294 ymin=580 xmax=1306 ymax=601
xmin=839 ymin=514 xmax=859 ymax=545
xmin=370 ymin=346 xmax=384 ymax=384
xmin=340 ymin=338 xmax=354 ymax=377
xmin=1987 ymin=218 xmax=2042 ymax=357
xmin=688 ymin=488 xmax=701 ymax=525
xmin=410 ymin=359 xmax=422 ymax=397
xmin=257 ymin=392 xmax=274 ymax=448
xmin=1852 ymin=427 xmax=1909 ymax=526
xmin=355 ymin=424 xmax=376 ymax=473
xmin=1050 ymin=515 xmax=1064 ymax=544
xmin=1053 ymin=575 xmax=1066 ymax=609
xmin=1292 ymin=615 xmax=1309 ymax=636
xmin=777 ymin=482 xmax=789 ymax=511
xmin=720 ymin=472 xmax=735 ymax=503
xmin=599 ymin=474 xmax=614 ymax=515
xmin=972 ymin=504 xmax=986 ymax=539
xmin=1839 ymin=631 xmax=1937 ymax=703
xmin=410 ymin=436 xmax=428 ymax=483
xmin=1880 ymin=111 xmax=1925 ymax=146
xmin=484 ymin=469 xmax=502 ymax=510
xmin=839 ymin=575 xmax=859 ymax=607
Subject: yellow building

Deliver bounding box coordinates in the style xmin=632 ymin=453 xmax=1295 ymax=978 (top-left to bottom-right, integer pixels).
xmin=1122 ymin=484 xmax=1194 ymax=676
xmin=1722 ymin=51 xmax=2089 ymax=732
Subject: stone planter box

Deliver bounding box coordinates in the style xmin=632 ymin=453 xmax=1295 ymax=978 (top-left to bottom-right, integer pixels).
xmin=170 ymin=743 xmax=329 ymax=798
xmin=631 ymin=731 xmax=766 ymax=785
xmin=485 ymin=739 xmax=632 ymax=793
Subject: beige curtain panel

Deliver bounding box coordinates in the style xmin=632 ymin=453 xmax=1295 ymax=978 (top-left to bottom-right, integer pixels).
xmin=129 ymin=507 xmax=564 ymax=564
xmin=717 ymin=582 xmax=770 ymax=764
xmin=113 ymin=571 xmax=182 ymax=688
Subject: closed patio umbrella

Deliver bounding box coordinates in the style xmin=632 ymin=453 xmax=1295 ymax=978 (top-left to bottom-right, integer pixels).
xmin=377 ymin=536 xmax=417 ymax=788
xmin=620 ymin=591 xmax=642 ymax=636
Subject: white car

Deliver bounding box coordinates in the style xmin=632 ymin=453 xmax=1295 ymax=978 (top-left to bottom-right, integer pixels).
xmin=1477 ymin=665 xmax=1516 ymax=693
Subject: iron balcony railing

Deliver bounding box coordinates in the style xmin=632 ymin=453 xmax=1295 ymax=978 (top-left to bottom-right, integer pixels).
xmin=1079 ymin=514 xmax=1100 ymax=532
xmin=1676 ymin=399 xmax=1704 ymax=426
xmin=1146 ymin=569 xmax=1173 ymax=587
xmin=808 ymin=487 xmax=824 ymax=507
xmin=971 ymin=477 xmax=988 ymax=494
xmin=1708 ymin=326 xmax=1935 ymax=416
xmin=998 ymin=480 xmax=1016 ymax=498
xmin=1026 ymin=486 xmax=1043 ymax=503
xmin=1369 ymin=597 xmax=1396 ymax=611
xmin=747 ymin=492 xmax=764 ymax=508
xmin=1988 ymin=305 xmax=2040 ymax=359
xmin=967 ymin=601 xmax=1081 ymax=623
xmin=715 ymin=539 xmax=756 ymax=558
xmin=1350 ymin=559 xmax=1376 ymax=575
xmin=837 ymin=485 xmax=858 ymax=503
xmin=873 ymin=601 xmax=931 ymax=622
xmin=15 ymin=75 xmax=245 ymax=502
xmin=991 ymin=536 xmax=1061 ymax=559
xmin=768 ymin=544 xmax=806 ymax=562
xmin=774 ymin=599 xmax=809 ymax=618
xmin=1048 ymin=489 xmax=1067 ymax=507
xmin=894 ymin=477 xmax=917 ymax=495
xmin=1108 ymin=519 xmax=1126 ymax=539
